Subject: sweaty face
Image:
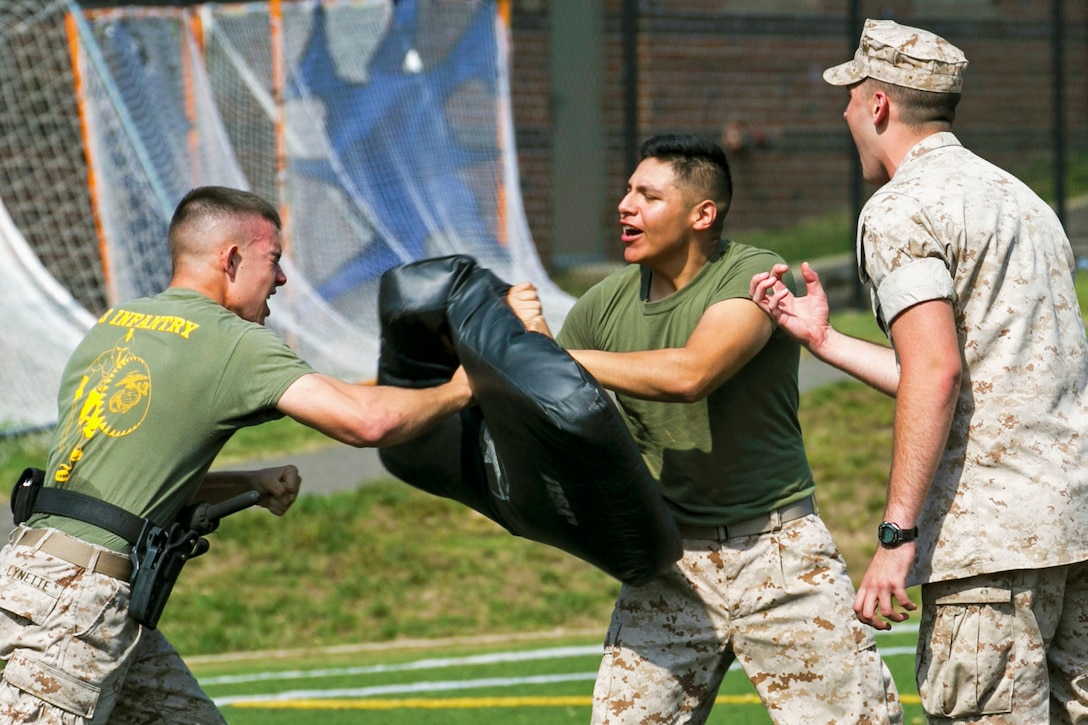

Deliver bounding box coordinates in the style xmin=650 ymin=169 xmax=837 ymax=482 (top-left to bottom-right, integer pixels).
xmin=617 ymin=158 xmax=697 ymax=269
xmin=226 ymin=216 xmax=286 ymax=325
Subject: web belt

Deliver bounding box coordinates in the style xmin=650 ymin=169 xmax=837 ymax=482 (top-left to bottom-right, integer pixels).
xmin=30 ymin=487 xmax=146 ymax=545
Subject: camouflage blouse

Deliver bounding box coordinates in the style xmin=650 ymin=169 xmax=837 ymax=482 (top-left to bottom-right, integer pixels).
xmin=858 ymin=132 xmax=1088 ymax=585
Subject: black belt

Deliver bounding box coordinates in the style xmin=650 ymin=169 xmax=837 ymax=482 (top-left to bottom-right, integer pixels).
xmin=12 ymin=467 xmax=145 ymax=545
xmin=678 ymin=496 xmax=817 ymax=541
xmin=32 ymin=487 xmax=145 ymax=544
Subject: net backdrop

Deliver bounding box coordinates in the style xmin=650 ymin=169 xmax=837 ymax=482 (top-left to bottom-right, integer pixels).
xmin=0 ymin=0 xmax=570 ymax=433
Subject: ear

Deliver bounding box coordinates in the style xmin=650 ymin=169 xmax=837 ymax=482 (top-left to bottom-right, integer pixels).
xmin=691 ymin=199 xmax=717 ymax=232
xmin=223 ymin=244 xmax=241 ymax=280
xmin=872 ymin=90 xmax=891 ymax=126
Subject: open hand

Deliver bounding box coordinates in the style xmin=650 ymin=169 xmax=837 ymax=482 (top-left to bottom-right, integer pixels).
xmin=749 ymin=262 xmax=833 ymax=352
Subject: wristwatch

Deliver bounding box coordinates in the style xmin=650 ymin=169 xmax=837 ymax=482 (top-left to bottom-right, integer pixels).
xmin=877 ymin=521 xmax=918 ymax=547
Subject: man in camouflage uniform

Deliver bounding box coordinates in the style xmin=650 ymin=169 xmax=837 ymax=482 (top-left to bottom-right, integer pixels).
xmin=752 ymin=19 xmax=1088 ymax=722
xmin=509 ymin=134 xmax=902 ymax=724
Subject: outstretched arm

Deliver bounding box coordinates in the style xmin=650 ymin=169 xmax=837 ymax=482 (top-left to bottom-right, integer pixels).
xmin=276 ymin=368 xmax=473 ymax=448
xmin=750 ymin=261 xmax=900 ymax=396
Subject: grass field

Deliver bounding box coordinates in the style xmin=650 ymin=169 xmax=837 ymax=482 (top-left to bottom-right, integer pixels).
xmin=190 ymin=627 xmax=926 ymax=724
xmin=0 ymin=204 xmax=1083 ymax=722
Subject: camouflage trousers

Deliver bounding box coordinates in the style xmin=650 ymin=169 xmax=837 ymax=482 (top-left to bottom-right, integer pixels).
xmin=918 ymin=562 xmax=1088 ymax=724
xmin=591 ymin=514 xmax=902 ymax=724
xmin=0 ymin=526 xmax=224 ymax=724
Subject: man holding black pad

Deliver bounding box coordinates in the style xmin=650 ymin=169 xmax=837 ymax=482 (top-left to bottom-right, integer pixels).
xmin=0 ymin=186 xmax=472 ymax=723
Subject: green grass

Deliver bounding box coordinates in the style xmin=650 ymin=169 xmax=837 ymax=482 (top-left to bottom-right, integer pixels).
xmin=216 ymin=416 xmax=334 ymax=462
xmin=0 ymin=430 xmax=50 ymax=499
xmin=0 ymin=271 xmax=1083 ymax=659
xmin=163 ymin=480 xmax=621 ymax=654
xmin=146 ymin=375 xmax=899 ymax=656
xmin=0 ymin=380 xmax=901 ymax=659
xmin=736 ymin=211 xmax=855 ymax=264
xmin=185 ymin=627 xmax=926 ymax=724
xmin=1015 ymin=149 xmax=1088 ymax=203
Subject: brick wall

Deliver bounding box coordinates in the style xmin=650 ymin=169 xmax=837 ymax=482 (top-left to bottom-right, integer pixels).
xmin=510 ymin=1 xmax=1088 ymax=268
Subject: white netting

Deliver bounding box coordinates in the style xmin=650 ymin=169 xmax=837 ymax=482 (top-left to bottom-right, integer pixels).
xmin=0 ymin=0 xmax=570 ymax=430
xmin=0 ymin=0 xmax=98 ymax=433
xmin=0 ymin=198 xmax=96 ymax=433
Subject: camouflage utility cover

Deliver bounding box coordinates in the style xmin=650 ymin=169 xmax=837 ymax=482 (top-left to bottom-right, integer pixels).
xmin=824 ymin=18 xmax=968 ymax=93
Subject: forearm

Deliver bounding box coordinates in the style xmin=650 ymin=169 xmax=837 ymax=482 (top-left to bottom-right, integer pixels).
xmin=195 ymin=465 xmax=301 ymax=516
xmin=570 ymin=348 xmax=731 ymax=402
xmin=193 ymin=470 xmax=254 ymax=505
xmin=808 ymin=327 xmax=900 ymax=396
xmin=349 ymin=379 xmax=471 ymax=447
xmin=279 ymin=372 xmax=473 ymax=448
xmin=882 ymin=367 xmax=960 ymax=527
xmin=566 ymin=298 xmax=770 ymax=403
xmin=880 ymin=299 xmax=962 ymax=526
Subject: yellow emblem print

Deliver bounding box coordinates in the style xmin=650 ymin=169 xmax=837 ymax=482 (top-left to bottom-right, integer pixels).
xmin=55 ymin=345 xmax=153 ymax=484
xmin=78 ymin=347 xmax=152 ymax=439
xmin=109 ymin=370 xmax=151 ymax=415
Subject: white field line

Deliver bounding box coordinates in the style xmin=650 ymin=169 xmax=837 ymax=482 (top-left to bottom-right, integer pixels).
xmin=207 ymin=627 xmax=919 ymax=706
xmin=202 ymin=645 xmax=602 ymax=686
xmin=214 ymin=672 xmax=597 ymax=706
xmin=187 ymin=627 xmax=602 ymax=665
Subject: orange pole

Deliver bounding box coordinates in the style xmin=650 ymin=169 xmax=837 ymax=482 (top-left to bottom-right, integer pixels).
xmin=270 ymin=0 xmax=291 ymax=256
xmin=496 ymin=0 xmax=510 ymax=246
xmin=181 ymin=8 xmax=200 ymax=185
xmin=65 ymin=9 xmax=115 ymax=304
xmin=189 ymin=5 xmax=204 ymax=50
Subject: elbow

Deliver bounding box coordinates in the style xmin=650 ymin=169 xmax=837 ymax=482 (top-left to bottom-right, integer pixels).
xmin=946 ymin=360 xmax=964 ymax=398
xmin=919 ymin=357 xmax=962 ymax=408
xmin=669 ymin=375 xmax=714 ymax=404
xmin=342 ymin=410 xmax=404 ymax=448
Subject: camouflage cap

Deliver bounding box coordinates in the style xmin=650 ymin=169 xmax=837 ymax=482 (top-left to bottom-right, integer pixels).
xmin=823 ymin=19 xmax=968 ymax=93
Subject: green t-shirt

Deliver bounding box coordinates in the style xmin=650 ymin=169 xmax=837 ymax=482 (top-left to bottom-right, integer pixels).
xmin=33 ymin=288 xmax=313 ymax=551
xmin=557 ymin=240 xmax=814 ymax=525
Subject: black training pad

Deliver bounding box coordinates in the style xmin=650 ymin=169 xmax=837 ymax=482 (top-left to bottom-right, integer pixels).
xmin=377 ymin=255 xmax=682 ymax=586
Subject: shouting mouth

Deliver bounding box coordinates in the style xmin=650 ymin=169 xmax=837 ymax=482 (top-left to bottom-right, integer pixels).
xmin=620 ymin=224 xmax=643 ymax=243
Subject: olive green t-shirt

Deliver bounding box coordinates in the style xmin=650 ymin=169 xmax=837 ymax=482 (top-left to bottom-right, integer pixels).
xmin=33 ymin=288 xmax=313 ymax=552
xmin=557 ymin=240 xmax=814 ymax=525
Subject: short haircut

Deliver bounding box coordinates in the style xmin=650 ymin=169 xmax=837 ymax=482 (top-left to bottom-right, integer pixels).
xmin=168 ymin=186 xmax=281 ymax=263
xmin=867 ymin=78 xmax=960 ymax=128
xmin=640 ymin=134 xmax=733 ymax=220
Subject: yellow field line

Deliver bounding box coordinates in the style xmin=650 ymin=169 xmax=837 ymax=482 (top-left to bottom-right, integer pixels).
xmin=230 ymin=694 xmax=921 ymax=710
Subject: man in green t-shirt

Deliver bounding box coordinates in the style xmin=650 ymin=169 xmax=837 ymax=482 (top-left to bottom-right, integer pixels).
xmin=509 ymin=135 xmax=901 ymax=723
xmin=0 ymin=186 xmax=473 ymax=723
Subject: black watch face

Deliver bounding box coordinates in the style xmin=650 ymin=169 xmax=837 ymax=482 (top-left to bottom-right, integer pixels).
xmin=878 ymin=523 xmax=897 ymax=545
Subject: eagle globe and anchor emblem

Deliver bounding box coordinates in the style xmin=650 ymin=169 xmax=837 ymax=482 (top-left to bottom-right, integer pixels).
xmin=55 ymin=346 xmax=152 ymax=485
xmin=79 ymin=347 xmax=152 ymax=438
